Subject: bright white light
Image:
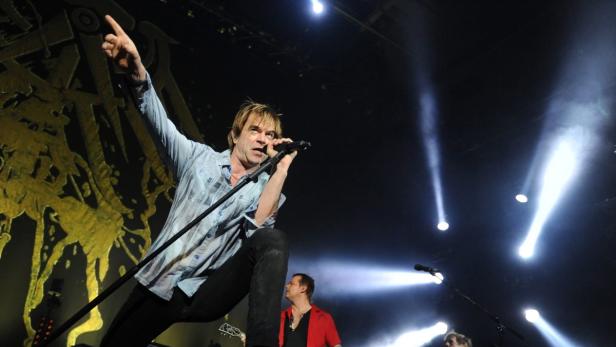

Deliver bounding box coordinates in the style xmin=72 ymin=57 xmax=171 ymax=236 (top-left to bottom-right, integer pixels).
xmin=524 ymin=308 xmax=540 ymax=323
xmin=390 ymin=321 xmax=449 ymax=347
xmin=517 ymin=0 xmax=613 ymax=261
xmin=311 ymin=0 xmax=324 ymax=14
xmin=288 ymin=259 xmax=443 ymax=298
xmin=515 ymin=194 xmax=528 ymax=203
xmin=434 ymin=321 xmax=448 ymax=334
xmin=437 ymin=221 xmax=449 ymax=231
xmin=518 ymin=243 xmax=534 ymax=259
xmin=518 ymin=140 xmax=578 ymax=259
xmin=433 ymin=272 xmax=444 ymax=284
xmin=383 ymin=270 xmax=444 ymax=286
xmin=419 ymin=92 xmax=448 ymax=233
xmin=524 ymin=309 xmax=580 ymax=347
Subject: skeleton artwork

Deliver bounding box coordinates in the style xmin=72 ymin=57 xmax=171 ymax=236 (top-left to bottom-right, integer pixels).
xmin=0 ymin=0 xmax=203 ymax=345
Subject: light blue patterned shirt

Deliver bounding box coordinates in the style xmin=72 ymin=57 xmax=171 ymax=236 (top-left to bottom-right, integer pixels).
xmin=133 ymin=73 xmax=284 ymax=300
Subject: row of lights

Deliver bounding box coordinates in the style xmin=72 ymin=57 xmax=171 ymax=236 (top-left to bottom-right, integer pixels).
xmin=306 ymin=2 xmax=589 ymax=346
xmin=383 ymin=308 xmax=575 ymax=347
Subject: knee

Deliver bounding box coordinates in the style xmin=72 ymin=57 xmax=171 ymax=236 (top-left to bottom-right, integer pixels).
xmin=252 ymin=228 xmax=288 ymax=254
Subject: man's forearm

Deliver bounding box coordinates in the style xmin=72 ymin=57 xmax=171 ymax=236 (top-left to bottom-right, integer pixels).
xmin=129 ymin=60 xmax=147 ymax=82
xmin=130 ymin=71 xmax=194 ymax=177
xmin=254 ymin=168 xmax=288 ymax=226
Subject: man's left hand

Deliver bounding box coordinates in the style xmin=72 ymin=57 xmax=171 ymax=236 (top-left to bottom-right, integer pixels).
xmin=266 ymin=138 xmax=297 ymax=173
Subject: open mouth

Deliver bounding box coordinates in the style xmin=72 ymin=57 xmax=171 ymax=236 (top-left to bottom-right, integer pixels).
xmin=253 ymin=148 xmax=266 ymax=155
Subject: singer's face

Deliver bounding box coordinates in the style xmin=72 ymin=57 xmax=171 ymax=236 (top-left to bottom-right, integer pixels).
xmin=232 ymin=113 xmax=276 ymax=169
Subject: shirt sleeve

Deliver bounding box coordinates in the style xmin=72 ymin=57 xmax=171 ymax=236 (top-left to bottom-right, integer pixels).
xmin=131 ymin=71 xmax=198 ymax=179
xmin=242 ymin=193 xmax=286 ymax=233
xmin=325 ymin=313 xmax=342 ymax=346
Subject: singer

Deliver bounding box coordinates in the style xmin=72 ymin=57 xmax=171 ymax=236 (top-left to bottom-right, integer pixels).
xmin=101 ymin=15 xmax=297 ymax=347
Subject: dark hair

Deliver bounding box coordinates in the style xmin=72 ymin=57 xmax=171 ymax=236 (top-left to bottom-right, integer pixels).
xmin=293 ymin=273 xmax=315 ymax=301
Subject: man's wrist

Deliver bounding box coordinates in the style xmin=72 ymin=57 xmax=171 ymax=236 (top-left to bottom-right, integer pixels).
xmin=126 ymin=65 xmax=148 ymax=91
xmin=126 ymin=77 xmax=148 ymax=88
xmin=273 ymin=166 xmax=288 ymax=178
xmin=128 ymin=63 xmax=147 ymax=84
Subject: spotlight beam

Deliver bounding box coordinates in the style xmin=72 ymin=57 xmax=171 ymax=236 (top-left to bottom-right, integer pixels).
xmin=525 ymin=309 xmax=580 ymax=347
xmin=389 ymin=321 xmax=449 ymax=347
xmin=518 ymin=1 xmax=614 ymax=259
xmin=288 ymin=259 xmax=443 ymax=298
xmin=419 ymin=92 xmax=448 ymax=231
xmin=519 ymin=139 xmax=578 ymax=259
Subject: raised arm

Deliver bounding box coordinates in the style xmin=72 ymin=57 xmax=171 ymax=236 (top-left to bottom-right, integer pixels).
xmin=254 ymin=138 xmax=297 ymax=226
xmin=101 ymin=15 xmax=146 ymax=82
xmin=102 ymin=15 xmax=197 ymax=178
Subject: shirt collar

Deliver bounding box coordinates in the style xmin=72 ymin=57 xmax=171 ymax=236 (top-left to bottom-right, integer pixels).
xmin=218 ymin=149 xmax=269 ymax=183
xmin=218 ymin=149 xmax=232 ymax=168
xmin=218 ymin=149 xmax=234 ymax=184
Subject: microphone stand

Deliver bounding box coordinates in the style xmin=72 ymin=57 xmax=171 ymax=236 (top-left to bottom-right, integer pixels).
xmin=425 ymin=269 xmax=527 ymax=347
xmin=42 ymin=148 xmax=300 ymax=346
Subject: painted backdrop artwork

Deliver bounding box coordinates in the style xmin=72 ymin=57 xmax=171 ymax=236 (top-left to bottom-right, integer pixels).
xmin=0 ymin=0 xmax=203 ymax=345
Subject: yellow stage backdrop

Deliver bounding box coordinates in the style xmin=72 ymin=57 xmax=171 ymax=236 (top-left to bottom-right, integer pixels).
xmin=0 ymin=1 xmax=244 ymax=346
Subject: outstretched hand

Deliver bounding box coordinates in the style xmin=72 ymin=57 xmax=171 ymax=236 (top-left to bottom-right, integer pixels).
xmin=101 ymin=15 xmax=146 ymax=81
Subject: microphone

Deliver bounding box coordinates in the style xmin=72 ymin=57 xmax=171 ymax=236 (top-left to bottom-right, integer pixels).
xmin=273 ymin=140 xmax=311 ymax=153
xmin=414 ymin=263 xmax=440 ymax=273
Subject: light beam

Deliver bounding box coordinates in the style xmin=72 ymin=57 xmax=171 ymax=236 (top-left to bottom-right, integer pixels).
xmin=288 ymin=258 xmax=443 ymax=298
xmin=389 ymin=321 xmax=449 ymax=347
xmin=524 ymin=308 xmax=580 ymax=347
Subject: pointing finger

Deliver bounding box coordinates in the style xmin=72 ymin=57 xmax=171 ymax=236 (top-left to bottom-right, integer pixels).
xmin=104 ymin=15 xmax=125 ymax=36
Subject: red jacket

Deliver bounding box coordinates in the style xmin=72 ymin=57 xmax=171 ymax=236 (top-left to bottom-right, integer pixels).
xmin=279 ymin=305 xmax=342 ymax=347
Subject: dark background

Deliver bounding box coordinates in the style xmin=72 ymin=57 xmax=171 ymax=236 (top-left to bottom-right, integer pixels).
xmin=2 ymin=0 xmax=616 ymax=346
xmin=132 ymin=1 xmax=616 ymax=346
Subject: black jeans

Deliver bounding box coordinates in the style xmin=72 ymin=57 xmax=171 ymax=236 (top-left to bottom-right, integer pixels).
xmin=100 ymin=228 xmax=288 ymax=347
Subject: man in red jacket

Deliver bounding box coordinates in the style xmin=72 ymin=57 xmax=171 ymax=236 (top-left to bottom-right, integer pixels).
xmin=279 ymin=273 xmax=342 ymax=347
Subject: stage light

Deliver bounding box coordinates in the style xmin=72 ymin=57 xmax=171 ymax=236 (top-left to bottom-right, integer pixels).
xmin=418 ymin=92 xmax=448 ymax=233
xmin=518 ymin=139 xmax=578 ymax=259
xmin=390 ymin=321 xmax=449 ymax=347
xmin=437 ymin=221 xmax=449 ymax=231
xmin=287 ymin=258 xmax=442 ymax=298
xmin=517 ymin=1 xmax=615 ymax=261
xmin=433 ymin=272 xmax=444 ymax=284
xmin=524 ymin=308 xmax=540 ymax=323
xmin=310 ymin=0 xmax=325 ymax=15
xmin=515 ymin=194 xmax=528 ymax=203
xmin=518 ymin=243 xmax=533 ymax=259
xmin=524 ymin=308 xmax=580 ymax=347
xmin=434 ymin=321 xmax=448 ymax=334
